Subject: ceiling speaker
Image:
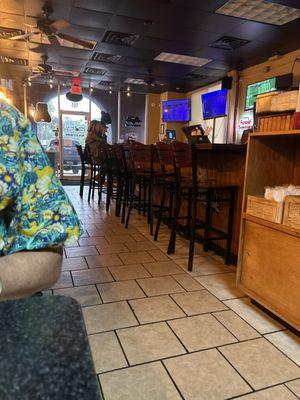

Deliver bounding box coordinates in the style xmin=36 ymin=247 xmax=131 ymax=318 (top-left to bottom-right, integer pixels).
xmin=221 ymin=76 xmax=233 ymax=90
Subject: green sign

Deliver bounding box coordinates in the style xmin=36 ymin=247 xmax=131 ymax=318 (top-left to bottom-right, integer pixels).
xmin=245 ymin=77 xmax=276 ymax=110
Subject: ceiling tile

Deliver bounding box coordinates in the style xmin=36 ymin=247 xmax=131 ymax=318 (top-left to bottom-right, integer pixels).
xmin=69 ymin=7 xmax=113 ymax=29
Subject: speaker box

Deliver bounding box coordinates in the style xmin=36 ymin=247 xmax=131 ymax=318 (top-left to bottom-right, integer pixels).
xmin=221 ymin=76 xmax=233 ymax=90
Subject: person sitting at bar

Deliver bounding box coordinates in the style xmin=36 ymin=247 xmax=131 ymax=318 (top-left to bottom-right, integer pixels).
xmin=0 ymin=100 xmax=82 ymax=300
xmin=85 ymin=111 xmax=111 ymax=161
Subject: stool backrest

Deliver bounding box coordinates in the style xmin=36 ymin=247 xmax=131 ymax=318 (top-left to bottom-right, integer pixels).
xmin=156 ymin=142 xmax=174 ymax=174
xmin=129 ymin=142 xmax=153 ymax=172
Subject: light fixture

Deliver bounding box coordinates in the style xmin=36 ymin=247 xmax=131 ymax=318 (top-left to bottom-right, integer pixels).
xmin=216 ymin=0 xmax=300 ymax=26
xmin=154 ymin=52 xmax=211 ymax=67
xmin=28 ymin=104 xmax=35 ymax=118
xmin=125 ymin=78 xmax=145 ymax=85
xmin=126 ymin=91 xmax=131 ymax=97
xmin=66 ymin=77 xmax=83 ymax=102
xmin=109 ymin=89 xmax=112 ymax=94
xmin=28 ymin=78 xmax=32 ymax=86
xmin=127 ymin=86 xmax=131 ymax=92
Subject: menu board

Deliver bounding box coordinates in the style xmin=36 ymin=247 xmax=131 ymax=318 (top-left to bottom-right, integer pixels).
xmin=245 ymin=78 xmax=276 ymax=110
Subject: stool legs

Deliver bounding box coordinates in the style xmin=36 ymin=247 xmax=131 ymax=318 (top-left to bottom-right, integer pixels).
xmin=167 ymin=191 xmax=181 ymax=254
xmin=154 ymin=188 xmax=167 ymax=241
xmin=225 ymin=188 xmax=235 ymax=265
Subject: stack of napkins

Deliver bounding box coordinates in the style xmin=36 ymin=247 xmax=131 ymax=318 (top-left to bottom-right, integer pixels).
xmin=265 ymin=185 xmax=300 ymax=202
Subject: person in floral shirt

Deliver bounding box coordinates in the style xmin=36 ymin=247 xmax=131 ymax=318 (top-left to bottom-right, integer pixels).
xmin=0 ymin=100 xmax=82 ymax=256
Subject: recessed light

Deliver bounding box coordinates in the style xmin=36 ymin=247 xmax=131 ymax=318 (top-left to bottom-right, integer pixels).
xmin=216 ymin=0 xmax=300 ymax=26
xmin=125 ymin=78 xmax=145 ymax=85
xmin=154 ymin=52 xmax=211 ymax=67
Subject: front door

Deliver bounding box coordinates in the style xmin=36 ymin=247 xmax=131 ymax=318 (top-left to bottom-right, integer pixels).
xmin=59 ymin=111 xmax=90 ymax=179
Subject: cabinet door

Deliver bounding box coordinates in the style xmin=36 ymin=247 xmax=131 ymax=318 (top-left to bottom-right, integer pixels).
xmin=239 ymin=220 xmax=300 ymax=330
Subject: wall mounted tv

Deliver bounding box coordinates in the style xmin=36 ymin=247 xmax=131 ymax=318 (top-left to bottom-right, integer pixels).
xmin=201 ymin=89 xmax=228 ymax=120
xmin=162 ymin=99 xmax=191 ymax=122
xmin=245 ymin=77 xmax=276 ymax=110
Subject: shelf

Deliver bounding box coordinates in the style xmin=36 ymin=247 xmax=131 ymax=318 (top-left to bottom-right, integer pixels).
xmin=242 ymin=213 xmax=300 ymax=238
xmin=250 ymin=130 xmax=300 ymax=137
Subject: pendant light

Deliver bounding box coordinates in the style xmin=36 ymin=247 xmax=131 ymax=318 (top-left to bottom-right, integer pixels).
xmin=66 ymin=77 xmax=83 ymax=102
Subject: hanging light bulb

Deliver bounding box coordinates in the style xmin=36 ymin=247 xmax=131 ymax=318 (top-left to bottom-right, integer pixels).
xmin=109 ymin=89 xmax=112 ymax=94
xmin=127 ymin=91 xmax=131 ymax=97
xmin=127 ymin=86 xmax=131 ymax=92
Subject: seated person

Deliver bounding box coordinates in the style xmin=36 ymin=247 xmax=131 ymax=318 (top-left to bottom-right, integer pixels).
xmin=85 ymin=112 xmax=111 ymax=162
xmin=0 ymin=100 xmax=82 ymax=300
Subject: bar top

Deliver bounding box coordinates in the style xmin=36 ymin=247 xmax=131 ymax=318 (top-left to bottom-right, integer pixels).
xmin=195 ymin=143 xmax=247 ymax=152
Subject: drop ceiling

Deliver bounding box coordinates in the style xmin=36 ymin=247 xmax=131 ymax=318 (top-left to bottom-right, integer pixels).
xmin=0 ymin=0 xmax=299 ymax=93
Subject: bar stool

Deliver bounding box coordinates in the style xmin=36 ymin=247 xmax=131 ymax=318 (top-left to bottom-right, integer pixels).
xmin=167 ymin=141 xmax=236 ymax=271
xmin=76 ymin=144 xmax=91 ymax=198
xmin=125 ymin=143 xmax=154 ymax=229
xmin=87 ymin=144 xmax=107 ymax=204
xmin=153 ymin=142 xmax=176 ymax=241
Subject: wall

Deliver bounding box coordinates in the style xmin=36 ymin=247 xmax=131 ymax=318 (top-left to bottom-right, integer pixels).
xmin=119 ymin=92 xmax=146 ymax=143
xmin=187 ymin=81 xmax=228 ymax=143
xmin=236 ymin=49 xmax=300 ymax=139
xmin=146 ymin=93 xmax=161 ymax=144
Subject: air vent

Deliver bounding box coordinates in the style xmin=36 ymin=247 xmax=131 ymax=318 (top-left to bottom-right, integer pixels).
xmin=187 ymin=72 xmax=208 ymax=80
xmin=0 ymin=27 xmax=25 ymax=40
xmin=210 ymin=36 xmax=250 ymax=50
xmin=83 ymin=67 xmax=106 ymax=75
xmin=98 ymin=80 xmax=115 ymax=86
xmin=102 ymin=31 xmax=139 ymax=47
xmin=0 ymin=56 xmax=28 ymax=66
xmin=92 ymin=52 xmax=121 ymax=63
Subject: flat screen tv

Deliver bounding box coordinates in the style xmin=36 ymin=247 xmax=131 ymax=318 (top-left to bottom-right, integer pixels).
xmin=245 ymin=77 xmax=276 ymax=110
xmin=162 ymin=99 xmax=191 ymax=122
xmin=201 ymin=89 xmax=227 ymax=120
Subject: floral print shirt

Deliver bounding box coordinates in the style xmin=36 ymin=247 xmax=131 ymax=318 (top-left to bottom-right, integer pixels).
xmin=0 ymin=101 xmax=82 ymax=256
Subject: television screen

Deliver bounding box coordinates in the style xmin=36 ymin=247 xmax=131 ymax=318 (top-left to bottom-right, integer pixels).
xmin=245 ymin=78 xmax=276 ymax=110
xmin=166 ymin=129 xmax=176 ymax=140
xmin=162 ymin=99 xmax=191 ymax=122
xmin=201 ymin=89 xmax=227 ymax=120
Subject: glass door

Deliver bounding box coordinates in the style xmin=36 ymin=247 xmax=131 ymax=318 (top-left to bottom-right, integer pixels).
xmin=59 ymin=111 xmax=90 ymax=179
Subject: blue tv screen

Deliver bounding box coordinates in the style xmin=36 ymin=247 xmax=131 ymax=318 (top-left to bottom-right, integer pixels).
xmin=201 ymin=89 xmax=227 ymax=119
xmin=162 ymin=99 xmax=191 ymax=122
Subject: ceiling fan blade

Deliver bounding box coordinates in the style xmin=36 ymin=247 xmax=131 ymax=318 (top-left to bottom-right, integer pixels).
xmin=50 ymin=19 xmax=70 ymax=33
xmin=56 ymin=33 xmax=94 ymax=49
xmin=9 ymin=32 xmax=37 ymax=40
xmin=48 ymin=34 xmax=60 ymax=46
xmin=31 ymin=73 xmax=43 ymax=79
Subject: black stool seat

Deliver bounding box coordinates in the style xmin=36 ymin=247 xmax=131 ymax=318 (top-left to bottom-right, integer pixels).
xmin=0 ymin=296 xmax=102 ymax=400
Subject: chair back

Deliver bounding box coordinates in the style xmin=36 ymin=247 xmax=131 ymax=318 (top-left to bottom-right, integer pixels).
xmin=129 ymin=142 xmax=153 ymax=174
xmin=156 ymin=142 xmax=174 ymax=175
xmin=171 ymin=141 xmax=197 ymax=187
xmin=76 ymin=144 xmax=84 ymax=165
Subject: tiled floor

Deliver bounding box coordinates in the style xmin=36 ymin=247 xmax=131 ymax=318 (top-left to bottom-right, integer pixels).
xmin=50 ymin=187 xmax=300 ymax=400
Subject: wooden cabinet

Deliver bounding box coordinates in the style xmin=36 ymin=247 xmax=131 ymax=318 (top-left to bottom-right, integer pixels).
xmin=237 ymin=130 xmax=300 ymax=331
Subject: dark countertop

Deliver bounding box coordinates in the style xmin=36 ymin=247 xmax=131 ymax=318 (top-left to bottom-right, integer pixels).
xmin=0 ymin=296 xmax=102 ymax=400
xmin=196 ymin=143 xmax=247 ymax=152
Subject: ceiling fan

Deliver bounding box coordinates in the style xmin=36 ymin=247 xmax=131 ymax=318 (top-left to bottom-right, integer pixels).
xmin=30 ymin=54 xmax=78 ymax=80
xmin=8 ymin=1 xmax=94 ymax=50
xmin=144 ymin=67 xmax=165 ymax=87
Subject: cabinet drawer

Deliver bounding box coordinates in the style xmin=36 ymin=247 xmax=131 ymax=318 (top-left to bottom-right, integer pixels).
xmin=239 ymin=220 xmax=300 ymax=330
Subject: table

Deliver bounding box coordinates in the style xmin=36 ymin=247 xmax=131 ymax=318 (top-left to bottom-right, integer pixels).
xmin=0 ymin=296 xmax=102 ymax=400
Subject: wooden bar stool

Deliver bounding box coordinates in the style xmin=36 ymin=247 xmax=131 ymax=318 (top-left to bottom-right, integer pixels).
xmin=76 ymin=144 xmax=91 ymax=198
xmin=153 ymin=142 xmax=176 ymax=241
xmin=125 ymin=143 xmax=154 ymax=229
xmin=167 ymin=141 xmax=237 ymax=271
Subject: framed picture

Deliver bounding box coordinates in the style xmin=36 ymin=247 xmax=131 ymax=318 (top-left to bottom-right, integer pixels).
xmin=160 ymin=123 xmax=165 ymax=136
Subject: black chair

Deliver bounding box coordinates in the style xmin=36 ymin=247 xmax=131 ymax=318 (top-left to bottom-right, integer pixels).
xmin=76 ymin=144 xmax=91 ymax=198
xmin=168 ymin=141 xmax=236 ymax=271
